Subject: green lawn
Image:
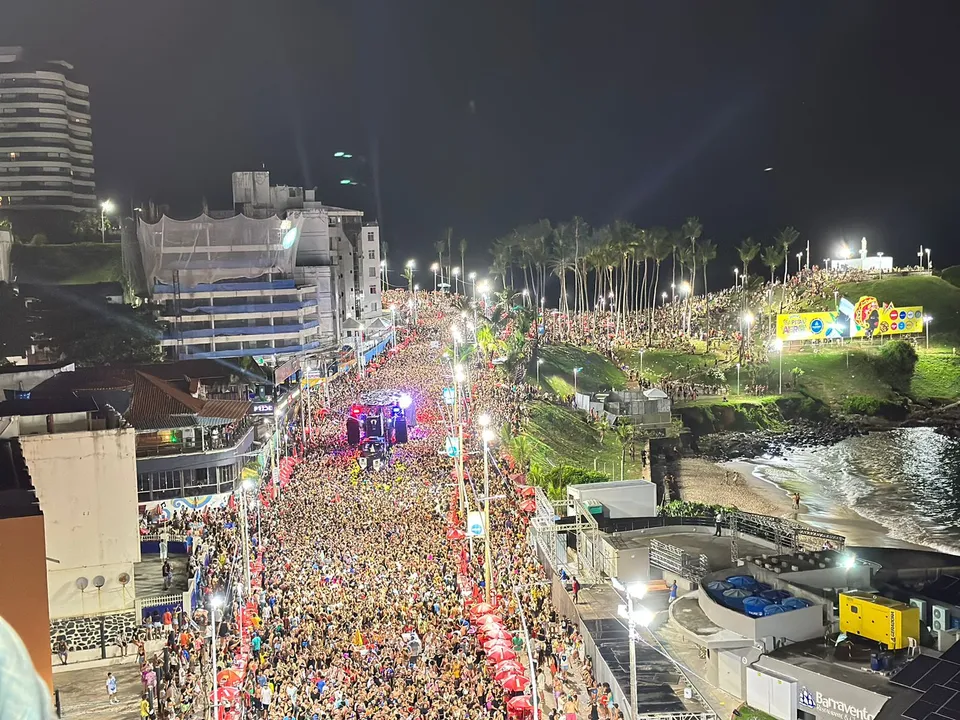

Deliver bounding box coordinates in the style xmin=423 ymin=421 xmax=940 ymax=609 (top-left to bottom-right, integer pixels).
xmin=11 ymin=243 xmax=123 ymax=285
xmin=912 ymin=349 xmax=960 ymax=402
xmin=530 ymin=345 xmax=627 ymax=395
xmin=614 ymin=347 xmax=727 ymax=385
xmin=523 ymin=401 xmax=645 ymax=480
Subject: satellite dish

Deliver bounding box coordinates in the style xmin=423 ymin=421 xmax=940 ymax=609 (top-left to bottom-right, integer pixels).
xmin=75 ymin=577 xmax=89 ymax=591
xmin=93 ymin=576 xmax=106 ymax=589
xmin=118 ymin=573 xmax=130 ymax=585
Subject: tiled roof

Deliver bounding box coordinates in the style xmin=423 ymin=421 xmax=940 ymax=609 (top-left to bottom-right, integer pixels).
xmin=124 ymin=372 xmax=250 ymax=431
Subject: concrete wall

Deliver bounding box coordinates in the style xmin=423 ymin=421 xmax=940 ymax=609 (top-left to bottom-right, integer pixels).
xmin=21 ymin=428 xmax=140 ymax=619
xmin=567 ymin=480 xmax=657 ymax=519
xmin=0 ymin=514 xmax=53 ymax=690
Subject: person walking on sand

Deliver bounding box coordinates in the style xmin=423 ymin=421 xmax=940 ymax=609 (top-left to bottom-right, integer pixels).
xmin=564 ymin=694 xmax=581 ymax=720
xmin=106 ymin=672 xmax=119 ymax=704
xmin=792 ymin=492 xmax=801 ymax=511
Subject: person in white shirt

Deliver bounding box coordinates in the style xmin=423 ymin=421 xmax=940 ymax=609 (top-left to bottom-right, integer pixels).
xmin=0 ymin=616 xmax=54 ymax=719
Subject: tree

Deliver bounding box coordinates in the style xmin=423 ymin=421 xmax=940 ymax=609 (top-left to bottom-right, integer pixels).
xmin=876 ymin=340 xmax=919 ymax=391
xmin=762 ymin=244 xmax=785 ymax=284
xmin=434 ymin=239 xmax=446 ymax=287
xmin=459 ymin=237 xmax=468 ymax=285
xmin=699 ymin=239 xmax=717 ymax=345
xmin=790 ymin=366 xmax=805 ymax=388
xmin=550 ymin=222 xmax=576 ymax=317
xmin=681 ymin=217 xmax=703 ymax=336
xmin=48 ymin=301 xmax=163 ymax=365
xmin=647 ymin=227 xmax=672 ymax=345
xmin=0 ymin=282 xmax=30 ymax=362
xmin=775 ymin=226 xmax=800 ymax=287
xmin=71 ymin=212 xmax=115 ymax=242
xmin=737 ymin=237 xmax=760 ymax=280
xmin=508 ymin=434 xmax=533 ymax=471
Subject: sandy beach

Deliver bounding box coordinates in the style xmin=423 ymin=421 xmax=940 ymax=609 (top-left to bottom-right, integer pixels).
xmin=675 ymin=456 xmax=928 ymax=550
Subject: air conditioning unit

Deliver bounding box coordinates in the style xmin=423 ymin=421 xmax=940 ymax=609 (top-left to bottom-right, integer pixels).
xmin=910 ymin=598 xmax=929 ymax=626
xmin=933 ymin=605 xmax=951 ymax=632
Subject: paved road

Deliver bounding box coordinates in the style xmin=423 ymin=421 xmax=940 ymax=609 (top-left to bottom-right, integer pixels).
xmin=55 ymin=660 xmax=145 ymax=719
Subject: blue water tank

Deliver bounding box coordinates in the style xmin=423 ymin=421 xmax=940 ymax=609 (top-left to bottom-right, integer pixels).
xmin=722 ymin=588 xmax=754 ymax=610
xmin=763 ymin=604 xmax=788 ymax=616
xmin=781 ymin=597 xmax=812 ymax=610
xmin=706 ymin=580 xmax=733 ymax=598
xmin=743 ymin=596 xmax=772 ymax=617
xmin=760 ymin=589 xmax=792 ymax=603
xmin=727 ymin=575 xmax=759 ymax=590
xmin=755 ymin=582 xmax=773 ymax=592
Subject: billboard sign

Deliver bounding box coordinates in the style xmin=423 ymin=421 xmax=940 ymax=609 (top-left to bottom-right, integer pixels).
xmin=274 ymin=357 xmax=301 ymax=385
xmin=467 ymin=510 xmax=485 ymax=538
xmin=777 ymin=296 xmax=923 ymax=341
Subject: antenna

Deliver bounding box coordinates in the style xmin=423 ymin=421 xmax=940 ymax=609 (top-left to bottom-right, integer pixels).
xmin=76 ymin=577 xmax=89 ymax=615
xmin=93 ymin=575 xmax=106 ymax=612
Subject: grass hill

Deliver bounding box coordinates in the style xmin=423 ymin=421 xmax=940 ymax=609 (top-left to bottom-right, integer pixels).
xmin=530 ymin=344 xmax=627 ymax=394
xmin=833 ymin=275 xmax=960 ymax=333
xmin=11 ymin=243 xmax=123 ymax=285
xmin=940 ymin=266 xmax=960 ymax=289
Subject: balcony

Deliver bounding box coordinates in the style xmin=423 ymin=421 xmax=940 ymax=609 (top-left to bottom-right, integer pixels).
xmin=135 ymin=417 xmax=256 ymax=459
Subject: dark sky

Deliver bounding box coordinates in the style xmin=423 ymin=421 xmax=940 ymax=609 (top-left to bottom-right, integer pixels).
xmin=8 ymin=0 xmax=960 ymax=277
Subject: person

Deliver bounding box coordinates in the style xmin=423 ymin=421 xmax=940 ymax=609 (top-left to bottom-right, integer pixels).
xmin=159 ymin=529 xmax=169 ymax=562
xmin=563 ymin=693 xmax=580 ymax=720
xmin=55 ymin=636 xmax=68 ymax=665
xmin=106 ymin=672 xmax=119 ymax=704
xmin=572 ymin=576 xmax=580 ymax=604
xmin=792 ymin=492 xmax=801 ymax=510
xmin=0 ymin=615 xmax=55 ymax=719
xmin=139 ymin=694 xmax=151 ymax=720
xmin=669 ymin=580 xmax=678 ymax=604
xmin=115 ymin=630 xmax=128 ymax=657
xmin=714 ymin=510 xmax=724 ymax=537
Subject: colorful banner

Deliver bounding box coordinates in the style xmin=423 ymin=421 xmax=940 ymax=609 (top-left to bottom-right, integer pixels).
xmin=777 ymin=296 xmax=923 ymax=341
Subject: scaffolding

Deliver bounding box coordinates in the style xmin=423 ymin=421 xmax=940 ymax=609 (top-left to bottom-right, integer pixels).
xmin=728 ymin=510 xmax=845 ymax=565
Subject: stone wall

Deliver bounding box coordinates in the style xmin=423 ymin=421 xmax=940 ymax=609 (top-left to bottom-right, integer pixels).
xmin=49 ymin=611 xmax=137 ymax=654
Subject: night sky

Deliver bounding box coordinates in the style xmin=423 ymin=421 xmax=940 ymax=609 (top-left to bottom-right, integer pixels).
xmin=7 ymin=0 xmax=960 ymax=276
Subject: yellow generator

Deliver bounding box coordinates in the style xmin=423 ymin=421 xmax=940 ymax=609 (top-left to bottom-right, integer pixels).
xmin=839 ymin=592 xmax=920 ymax=650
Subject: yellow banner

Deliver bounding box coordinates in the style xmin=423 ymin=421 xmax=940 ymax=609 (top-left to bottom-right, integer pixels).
xmin=777 ymin=297 xmax=923 ymax=340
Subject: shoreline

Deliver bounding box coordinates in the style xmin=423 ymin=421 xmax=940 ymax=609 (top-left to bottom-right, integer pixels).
xmin=675 ymin=456 xmax=928 ymax=551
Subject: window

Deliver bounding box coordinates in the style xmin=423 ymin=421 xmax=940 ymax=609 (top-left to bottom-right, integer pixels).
xmin=368 ymin=266 xmax=377 ymax=278
xmin=366 ymin=231 xmax=374 ymax=243
xmin=368 ymin=250 xmax=375 ymax=260
xmin=369 ymin=285 xmax=377 ymax=296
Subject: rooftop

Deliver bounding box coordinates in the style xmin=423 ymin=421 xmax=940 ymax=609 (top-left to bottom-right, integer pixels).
xmin=125 ymin=372 xmax=251 ymax=431
xmin=0 ymin=396 xmax=99 ymax=418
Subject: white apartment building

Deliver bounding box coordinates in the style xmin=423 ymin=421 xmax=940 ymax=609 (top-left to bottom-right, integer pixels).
xmin=137 ymin=172 xmax=387 ymax=363
xmin=0 ymin=47 xmax=96 ymax=213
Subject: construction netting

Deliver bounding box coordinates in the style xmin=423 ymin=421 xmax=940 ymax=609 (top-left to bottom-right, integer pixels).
xmin=137 ymin=213 xmax=304 ymax=291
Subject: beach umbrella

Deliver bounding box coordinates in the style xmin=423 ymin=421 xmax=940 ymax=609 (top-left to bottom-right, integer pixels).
xmin=483 ymin=626 xmax=512 ymax=641
xmin=495 ymin=659 xmax=524 ymax=674
xmin=518 ymin=486 xmax=536 ymax=497
xmin=217 ymin=669 xmax=242 ymax=686
xmin=483 ymin=638 xmax=513 ymax=652
xmin=211 ymin=686 xmax=240 ymax=703
xmin=446 ymin=527 xmax=466 ymax=540
xmin=519 ymin=499 xmax=537 ymax=513
xmin=507 ymin=696 xmax=534 ymax=713
xmin=509 ymin=474 xmax=526 ymax=485
xmin=471 ymin=602 xmax=496 ymax=618
xmin=495 ymin=665 xmax=524 ymax=681
xmin=486 ymin=646 xmax=517 ymax=663
xmin=501 ymin=674 xmax=531 ymax=693
xmin=476 ymin=613 xmax=502 ymax=626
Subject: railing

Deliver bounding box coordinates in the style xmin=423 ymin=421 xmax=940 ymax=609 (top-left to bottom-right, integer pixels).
xmin=637 ymin=712 xmax=717 ymax=720
xmin=649 ymin=539 xmax=710 ymax=582
xmin=136 ymin=422 xmax=255 ymax=458
xmin=134 ymin=590 xmax=192 ymax=622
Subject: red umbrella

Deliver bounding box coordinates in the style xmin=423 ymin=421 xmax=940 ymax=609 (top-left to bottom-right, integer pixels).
xmin=217 ymin=669 xmax=242 ymax=687
xmin=476 ymin=613 xmax=502 ymax=626
xmin=509 ymin=474 xmax=526 ymax=485
xmin=446 ymin=527 xmax=466 ymax=540
xmin=486 ymin=646 xmax=517 ymax=663
xmin=470 ymin=602 xmax=496 ymax=617
xmin=518 ymin=486 xmax=536 ymax=497
xmin=483 ymin=638 xmax=513 ymax=652
xmin=495 ymin=659 xmax=524 ymax=675
xmin=484 ymin=626 xmax=512 ymax=641
xmin=211 ymin=686 xmax=241 ymax=703
xmin=507 ymin=696 xmax=534 ymax=713
xmin=519 ymin=499 xmax=537 ymax=512
xmin=501 ymin=674 xmax=531 ymax=692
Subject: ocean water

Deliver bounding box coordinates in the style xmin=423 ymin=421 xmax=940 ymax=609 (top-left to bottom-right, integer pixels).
xmin=746 ymin=427 xmax=960 ymax=554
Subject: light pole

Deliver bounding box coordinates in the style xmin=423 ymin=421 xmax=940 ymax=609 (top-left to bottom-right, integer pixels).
xmin=210 ymin=595 xmax=224 ymax=720
xmin=736 ymin=362 xmax=741 ymax=395
xmin=431 ymin=262 xmax=439 ymax=292
xmin=733 ymin=267 xmax=739 ymax=289
xmin=796 ymin=252 xmax=803 ymax=274
xmin=536 ymin=358 xmax=544 ymax=387
xmin=573 ymin=366 xmax=582 ymax=396
xmin=612 ymin=578 xmax=649 ymax=720
xmin=452 ymin=266 xmax=461 ymax=295
xmin=355 ymin=322 xmax=365 ymax=377
xmin=240 ymin=479 xmax=254 ymax=595
xmin=478 ymin=414 xmax=495 ymax=603
xmin=639 ymin=349 xmax=645 ymax=378
xmin=100 ymin=199 xmax=114 ymax=244
xmin=877 ymin=252 xmax=884 ymax=277
xmin=380 ymin=259 xmax=387 ymax=292
xmin=774 ymin=339 xmax=784 ymax=394
xmin=926 ymin=247 xmax=932 ymax=270
xmin=390 ymin=305 xmax=398 ymax=348
xmin=743 ymin=312 xmax=754 ymax=344
xmin=468 ymin=271 xmax=476 ymax=299
xmin=661 ymin=291 xmax=667 ymax=306
xmin=924 ymin=315 xmax=932 ymax=349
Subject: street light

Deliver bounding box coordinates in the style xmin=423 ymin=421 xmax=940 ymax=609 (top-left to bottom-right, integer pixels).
xmin=639 ymin=349 xmax=645 ymax=378
xmin=926 ymin=247 xmax=932 ymax=270
xmin=924 ymin=315 xmax=932 ymax=349
xmin=452 ymin=266 xmax=461 ymax=295
xmin=99 ymin=199 xmax=114 ymax=244
xmin=573 ymin=366 xmax=583 ymax=396
xmin=612 ymin=577 xmax=650 ymax=720
xmin=796 ymin=252 xmax=803 ymax=273
xmin=210 ymin=595 xmax=224 ymax=720
xmin=333 ymin=151 xmax=353 ymax=158
xmin=773 ymin=339 xmax=784 ymax=394
xmin=661 ymin=291 xmax=667 ymax=305
xmin=478 ymin=414 xmax=496 ymax=603
xmin=240 ymin=479 xmax=255 ymax=595
xmin=468 ymin=271 xmax=477 ymax=299
xmin=734 ymin=267 xmax=739 ymax=289
xmin=536 ymin=358 xmax=544 ymax=386
xmin=743 ymin=311 xmax=754 ymax=343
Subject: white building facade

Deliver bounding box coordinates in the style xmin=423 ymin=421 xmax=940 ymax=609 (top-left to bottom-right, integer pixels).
xmin=0 ymin=47 xmax=96 ymax=213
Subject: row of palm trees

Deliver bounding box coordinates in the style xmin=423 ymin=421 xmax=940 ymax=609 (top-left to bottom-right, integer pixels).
xmin=485 ymin=217 xmax=805 ymax=314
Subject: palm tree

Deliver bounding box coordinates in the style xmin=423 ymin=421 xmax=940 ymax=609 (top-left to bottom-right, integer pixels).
xmin=647 ymin=227 xmax=671 ymax=345
xmin=568 ymin=216 xmax=589 ymax=315
xmin=459 ymin=237 xmax=468 ymax=286
xmin=682 ymin=216 xmax=703 ymax=294
xmin=775 ymin=226 xmax=800 ymax=286
xmin=762 ymin=244 xmax=785 ymax=284
xmin=445 ymin=227 xmax=453 ymax=287
xmin=699 ymin=239 xmax=717 ymax=345
xmin=549 ymin=223 xmax=575 ymax=316
xmin=737 ymin=237 xmax=760 ymax=282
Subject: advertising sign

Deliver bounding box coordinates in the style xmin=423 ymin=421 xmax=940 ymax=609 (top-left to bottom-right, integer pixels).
xmin=274 ymin=357 xmax=301 ymax=385
xmin=442 ymin=387 xmax=456 ymax=405
xmin=252 ymin=402 xmax=275 ymax=416
xmin=445 ymin=436 xmax=460 ymax=458
xmin=467 ymin=510 xmax=485 ymax=538
xmin=777 ymin=296 xmax=923 ymax=341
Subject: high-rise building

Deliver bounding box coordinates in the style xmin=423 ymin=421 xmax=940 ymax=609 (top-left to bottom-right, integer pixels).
xmin=0 ymin=47 xmax=96 ymax=213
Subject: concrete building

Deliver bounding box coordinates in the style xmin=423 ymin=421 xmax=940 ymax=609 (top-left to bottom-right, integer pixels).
xmin=0 ymin=396 xmax=140 ymax=620
xmin=0 ymin=435 xmax=52 ymax=690
xmin=574 ymin=387 xmax=672 ymax=429
xmin=29 ymin=361 xmax=258 ymax=505
xmin=0 ymin=47 xmax=96 ymax=213
xmin=137 ymin=172 xmax=387 ymax=363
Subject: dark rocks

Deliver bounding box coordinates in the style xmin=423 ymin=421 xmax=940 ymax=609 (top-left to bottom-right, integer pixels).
xmin=49 ymin=611 xmax=137 ymax=654
xmin=695 ymin=419 xmax=862 ymax=461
